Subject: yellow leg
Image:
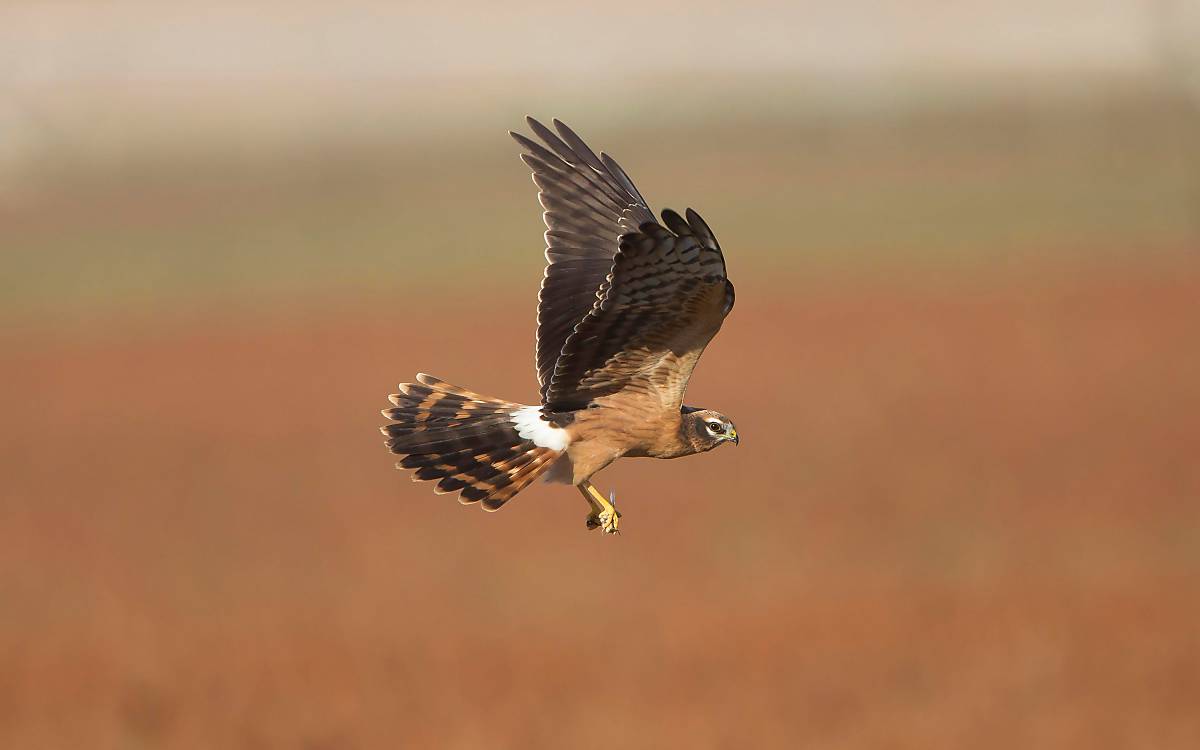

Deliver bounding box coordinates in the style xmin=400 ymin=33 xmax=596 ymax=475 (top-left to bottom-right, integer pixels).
xmin=578 ymin=485 xmax=603 ymax=528
xmin=577 ymin=481 xmax=621 ymax=534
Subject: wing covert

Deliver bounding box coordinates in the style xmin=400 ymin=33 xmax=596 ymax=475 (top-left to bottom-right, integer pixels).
xmin=542 ymin=208 xmax=735 ymax=412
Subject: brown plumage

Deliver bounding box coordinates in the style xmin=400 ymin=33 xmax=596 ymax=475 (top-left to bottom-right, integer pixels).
xmin=381 ymin=375 xmax=561 ymax=510
xmin=381 ymin=117 xmax=738 ymax=533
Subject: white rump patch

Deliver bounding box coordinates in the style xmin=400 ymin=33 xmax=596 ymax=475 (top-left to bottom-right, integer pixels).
xmin=512 ymin=406 xmax=569 ymax=452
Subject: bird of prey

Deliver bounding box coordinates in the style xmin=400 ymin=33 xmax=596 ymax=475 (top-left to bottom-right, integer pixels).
xmin=380 ymin=117 xmax=737 ymax=534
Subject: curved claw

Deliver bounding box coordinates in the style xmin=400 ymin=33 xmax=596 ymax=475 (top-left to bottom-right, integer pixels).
xmin=579 ymin=481 xmax=622 ymax=535
xmin=599 ymin=493 xmax=620 ymax=534
xmin=598 ymin=507 xmax=620 ymax=534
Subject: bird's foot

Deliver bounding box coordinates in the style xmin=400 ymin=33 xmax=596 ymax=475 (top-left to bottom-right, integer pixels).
xmin=582 ymin=485 xmax=622 ymax=534
xmin=587 ymin=509 xmax=621 ymax=534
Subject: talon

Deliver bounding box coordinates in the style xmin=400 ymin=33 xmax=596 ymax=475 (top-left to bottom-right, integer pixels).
xmin=598 ymin=507 xmax=620 ymax=534
xmin=578 ymin=481 xmax=623 ymax=536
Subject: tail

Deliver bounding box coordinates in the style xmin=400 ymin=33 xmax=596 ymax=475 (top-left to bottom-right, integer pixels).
xmin=380 ymin=374 xmax=566 ymax=511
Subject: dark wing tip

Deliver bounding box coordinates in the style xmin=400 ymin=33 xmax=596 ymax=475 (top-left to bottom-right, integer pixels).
xmin=552 ymin=119 xmax=606 ymax=173
xmin=525 ymin=117 xmax=578 ymax=164
xmin=685 ymin=208 xmax=717 ymax=243
xmin=660 ymin=208 xmax=691 ymax=236
xmin=509 ymin=130 xmax=538 ymax=151
xmin=549 ymin=118 xmax=581 ymax=148
xmin=600 ymin=152 xmax=649 ymax=207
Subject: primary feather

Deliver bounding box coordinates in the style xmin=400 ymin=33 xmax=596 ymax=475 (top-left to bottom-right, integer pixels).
xmin=511 ymin=117 xmax=655 ymax=403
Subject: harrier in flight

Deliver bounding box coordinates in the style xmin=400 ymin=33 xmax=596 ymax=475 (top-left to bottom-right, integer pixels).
xmin=381 ymin=118 xmax=737 ymax=534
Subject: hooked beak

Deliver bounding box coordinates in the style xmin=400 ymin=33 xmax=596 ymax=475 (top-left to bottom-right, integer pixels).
xmin=728 ymin=427 xmax=739 ymax=446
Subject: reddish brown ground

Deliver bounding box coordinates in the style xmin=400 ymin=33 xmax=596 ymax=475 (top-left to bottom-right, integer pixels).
xmin=2 ymin=262 xmax=1199 ymax=749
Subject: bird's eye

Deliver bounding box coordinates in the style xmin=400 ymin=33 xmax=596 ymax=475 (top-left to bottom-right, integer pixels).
xmin=707 ymin=422 xmax=724 ymax=433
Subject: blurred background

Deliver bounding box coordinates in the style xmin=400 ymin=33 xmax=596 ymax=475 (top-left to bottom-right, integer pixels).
xmin=3 ymin=1 xmax=1199 ymax=747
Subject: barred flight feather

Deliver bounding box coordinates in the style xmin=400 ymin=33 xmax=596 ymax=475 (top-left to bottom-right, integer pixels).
xmin=541 ymin=213 xmax=734 ymax=410
xmin=511 ymin=117 xmax=655 ymax=402
xmin=381 ymin=375 xmax=566 ymax=510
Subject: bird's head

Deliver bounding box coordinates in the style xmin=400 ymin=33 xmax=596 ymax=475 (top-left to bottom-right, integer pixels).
xmin=681 ymin=406 xmax=739 ymax=453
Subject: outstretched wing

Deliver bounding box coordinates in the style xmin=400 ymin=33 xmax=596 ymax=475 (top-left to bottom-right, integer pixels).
xmin=542 ymin=208 xmax=735 ymax=412
xmin=510 ymin=118 xmax=655 ymax=403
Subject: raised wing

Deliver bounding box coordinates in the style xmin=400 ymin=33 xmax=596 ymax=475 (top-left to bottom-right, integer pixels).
xmin=510 ymin=118 xmax=655 ymax=403
xmin=542 ymin=208 xmax=735 ymax=412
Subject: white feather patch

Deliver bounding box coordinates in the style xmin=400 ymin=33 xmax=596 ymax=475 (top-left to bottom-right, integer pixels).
xmin=512 ymin=406 xmax=569 ymax=451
